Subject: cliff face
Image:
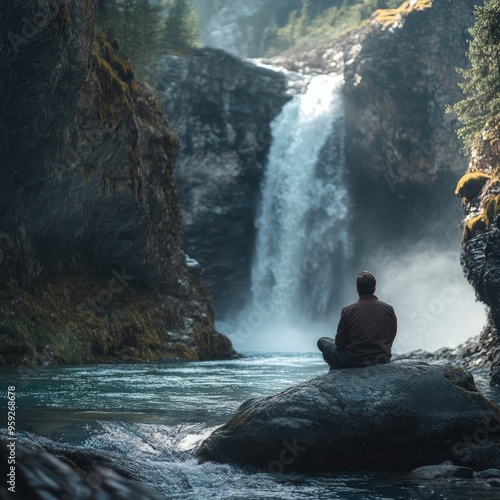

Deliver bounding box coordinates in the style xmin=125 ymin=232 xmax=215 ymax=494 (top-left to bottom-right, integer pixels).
xmin=156 ymin=49 xmax=290 ymax=316
xmin=0 ymin=0 xmax=236 ymax=364
xmin=342 ymin=0 xmax=476 ymax=251
xmin=458 ymin=117 xmax=500 ymax=385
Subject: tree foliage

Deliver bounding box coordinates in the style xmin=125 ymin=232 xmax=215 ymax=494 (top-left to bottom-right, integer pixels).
xmin=164 ymin=0 xmax=200 ymax=52
xmin=265 ymin=0 xmax=402 ymax=56
xmin=450 ymin=0 xmax=500 ymax=152
xmin=96 ymin=0 xmax=199 ymax=79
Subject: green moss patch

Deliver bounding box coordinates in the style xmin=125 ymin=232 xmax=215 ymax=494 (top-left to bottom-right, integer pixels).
xmin=455 ymin=171 xmax=491 ymax=200
xmin=92 ymin=32 xmax=140 ymax=122
xmin=463 ymin=213 xmax=488 ymax=241
xmin=0 ymin=273 xmax=208 ymax=366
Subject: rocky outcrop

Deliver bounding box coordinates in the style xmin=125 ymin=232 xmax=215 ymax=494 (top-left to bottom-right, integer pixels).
xmin=458 ymin=115 xmax=500 ymax=385
xmin=156 ymin=48 xmax=290 ymax=316
xmin=342 ymin=0 xmax=476 ymax=250
xmin=197 ymin=363 xmax=500 ymax=471
xmin=0 ymin=439 xmax=164 ymax=499
xmin=0 ymin=1 xmax=236 ymax=364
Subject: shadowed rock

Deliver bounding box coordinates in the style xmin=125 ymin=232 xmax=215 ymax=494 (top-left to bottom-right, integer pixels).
xmin=196 ymin=363 xmax=500 ymax=471
xmin=0 ymin=440 xmax=164 ymax=499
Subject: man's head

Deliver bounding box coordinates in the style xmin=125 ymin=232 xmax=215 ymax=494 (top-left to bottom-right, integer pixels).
xmin=356 ymin=271 xmax=376 ymax=296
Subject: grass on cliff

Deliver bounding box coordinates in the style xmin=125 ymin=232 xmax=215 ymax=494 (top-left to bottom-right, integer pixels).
xmin=93 ymin=32 xmax=139 ymax=122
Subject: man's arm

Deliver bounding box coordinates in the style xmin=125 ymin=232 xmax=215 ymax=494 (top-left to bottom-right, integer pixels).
xmin=390 ymin=308 xmax=397 ymax=341
xmin=335 ymin=308 xmax=348 ymax=347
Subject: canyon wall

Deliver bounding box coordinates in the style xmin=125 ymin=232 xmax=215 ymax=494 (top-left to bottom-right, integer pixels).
xmin=0 ymin=0 xmax=236 ymax=364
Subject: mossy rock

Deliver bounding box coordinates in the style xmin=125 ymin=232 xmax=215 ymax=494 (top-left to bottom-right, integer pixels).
xmin=92 ymin=32 xmax=140 ymax=122
xmin=484 ymin=193 xmax=500 ymax=226
xmin=463 ymin=213 xmax=488 ymax=241
xmin=371 ymin=0 xmax=433 ymax=29
xmin=455 ymin=172 xmax=491 ymax=200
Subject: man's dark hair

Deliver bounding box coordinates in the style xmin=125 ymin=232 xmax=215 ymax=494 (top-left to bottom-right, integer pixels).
xmin=356 ymin=271 xmax=376 ymax=295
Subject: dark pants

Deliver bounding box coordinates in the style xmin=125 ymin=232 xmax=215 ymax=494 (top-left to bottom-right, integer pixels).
xmin=317 ymin=337 xmax=359 ymax=370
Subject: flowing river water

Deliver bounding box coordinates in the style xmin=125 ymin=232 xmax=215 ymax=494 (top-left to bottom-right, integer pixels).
xmin=2 ymin=353 xmax=500 ymax=499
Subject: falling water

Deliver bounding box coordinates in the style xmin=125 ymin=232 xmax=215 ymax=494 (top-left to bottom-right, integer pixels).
xmin=237 ymin=73 xmax=351 ymax=350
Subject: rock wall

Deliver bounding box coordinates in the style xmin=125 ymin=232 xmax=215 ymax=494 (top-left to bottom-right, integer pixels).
xmin=156 ymin=48 xmax=290 ymax=316
xmin=342 ymin=0 xmax=476 ymax=252
xmin=458 ymin=115 xmax=500 ymax=384
xmin=0 ymin=0 xmax=236 ymax=364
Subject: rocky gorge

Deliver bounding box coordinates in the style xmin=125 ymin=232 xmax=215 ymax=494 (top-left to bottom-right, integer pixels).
xmin=0 ymin=0 xmax=236 ymax=365
xmin=160 ymin=0 xmax=483 ymax=344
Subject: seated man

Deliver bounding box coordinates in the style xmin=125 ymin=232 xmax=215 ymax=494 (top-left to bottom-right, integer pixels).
xmin=317 ymin=271 xmax=397 ymax=370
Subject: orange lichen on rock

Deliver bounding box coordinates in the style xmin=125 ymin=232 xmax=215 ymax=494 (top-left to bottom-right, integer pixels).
xmin=371 ymin=0 xmax=433 ymax=30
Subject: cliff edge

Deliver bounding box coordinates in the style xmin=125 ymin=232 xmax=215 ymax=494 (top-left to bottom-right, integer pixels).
xmin=0 ymin=0 xmax=237 ymax=364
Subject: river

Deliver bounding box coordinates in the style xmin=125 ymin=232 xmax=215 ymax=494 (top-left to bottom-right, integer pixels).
xmin=2 ymin=353 xmax=500 ymax=499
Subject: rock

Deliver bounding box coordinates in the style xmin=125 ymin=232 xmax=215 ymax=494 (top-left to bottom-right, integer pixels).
xmin=156 ymin=48 xmax=289 ymax=316
xmin=343 ymin=0 xmax=475 ymax=251
xmin=487 ymin=478 xmax=500 ymax=487
xmin=476 ymin=468 xmax=500 ymax=480
xmin=0 ymin=1 xmax=236 ymax=363
xmin=196 ymin=363 xmax=500 ymax=471
xmin=0 ymin=440 xmax=164 ymax=500
xmin=410 ymin=464 xmax=474 ymax=480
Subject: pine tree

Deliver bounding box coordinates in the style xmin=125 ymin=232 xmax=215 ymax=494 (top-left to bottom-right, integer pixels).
xmin=96 ymin=0 xmax=166 ymax=79
xmin=164 ymin=0 xmax=199 ymax=53
xmin=450 ymin=0 xmax=500 ymax=152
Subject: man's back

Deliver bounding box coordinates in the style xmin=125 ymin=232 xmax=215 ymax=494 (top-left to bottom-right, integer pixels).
xmin=336 ymin=294 xmax=397 ymax=366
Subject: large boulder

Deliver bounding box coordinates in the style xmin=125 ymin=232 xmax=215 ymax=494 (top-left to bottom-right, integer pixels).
xmin=196 ymin=363 xmax=500 ymax=471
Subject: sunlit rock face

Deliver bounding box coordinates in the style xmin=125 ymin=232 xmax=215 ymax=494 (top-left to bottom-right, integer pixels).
xmin=0 ymin=1 xmax=236 ymax=364
xmin=157 ymin=48 xmax=290 ymax=316
xmin=342 ymin=0 xmax=476 ymax=250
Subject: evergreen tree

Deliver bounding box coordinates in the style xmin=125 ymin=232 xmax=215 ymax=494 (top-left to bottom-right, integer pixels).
xmin=96 ymin=0 xmax=166 ymax=79
xmin=450 ymin=0 xmax=500 ymax=152
xmin=164 ymin=0 xmax=200 ymax=52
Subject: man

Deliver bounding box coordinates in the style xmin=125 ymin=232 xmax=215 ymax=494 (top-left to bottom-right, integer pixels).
xmin=317 ymin=271 xmax=397 ymax=370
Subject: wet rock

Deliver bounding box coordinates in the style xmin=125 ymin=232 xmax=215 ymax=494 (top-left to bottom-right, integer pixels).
xmin=410 ymin=464 xmax=474 ymax=480
xmin=196 ymin=363 xmax=500 ymax=472
xmin=476 ymin=468 xmax=500 ymax=480
xmin=487 ymin=478 xmax=500 ymax=487
xmin=0 ymin=440 xmax=164 ymax=499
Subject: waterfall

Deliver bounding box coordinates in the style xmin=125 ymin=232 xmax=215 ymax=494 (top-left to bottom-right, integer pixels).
xmin=233 ymin=73 xmax=352 ymax=350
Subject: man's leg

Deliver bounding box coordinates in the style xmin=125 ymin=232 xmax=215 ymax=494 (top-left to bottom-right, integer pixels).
xmin=317 ymin=337 xmax=350 ymax=370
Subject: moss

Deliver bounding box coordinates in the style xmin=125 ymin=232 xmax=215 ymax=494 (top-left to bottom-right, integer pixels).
xmin=484 ymin=194 xmax=500 ymax=225
xmin=0 ymin=272 xmax=212 ymax=366
xmin=455 ymin=171 xmax=491 ymax=200
xmin=92 ymin=32 xmax=139 ymax=122
xmin=371 ymin=0 xmax=433 ymax=29
xmin=464 ymin=213 xmax=488 ymax=241
xmin=57 ymin=0 xmax=70 ymax=43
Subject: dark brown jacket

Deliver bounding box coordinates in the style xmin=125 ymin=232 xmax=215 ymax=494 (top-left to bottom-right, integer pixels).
xmin=335 ymin=294 xmax=397 ymax=366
